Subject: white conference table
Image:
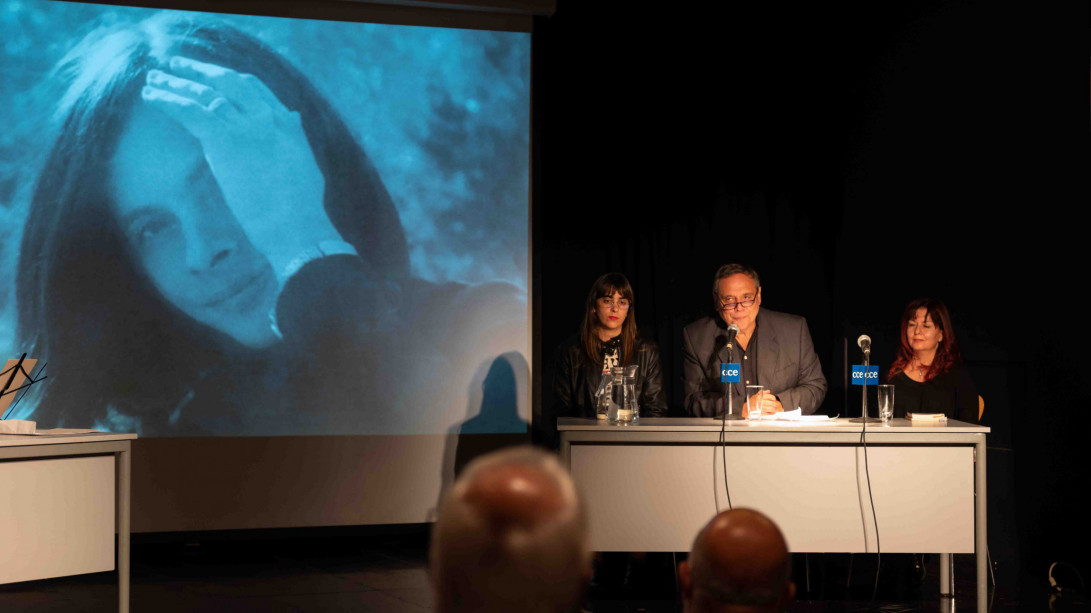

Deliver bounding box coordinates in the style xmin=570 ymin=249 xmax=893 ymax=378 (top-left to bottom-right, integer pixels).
xmin=559 ymin=417 xmax=989 ymax=611
xmin=0 ymin=432 xmax=136 ymax=613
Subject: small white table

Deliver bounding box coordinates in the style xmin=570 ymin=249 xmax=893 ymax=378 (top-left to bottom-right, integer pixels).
xmin=0 ymin=432 xmax=136 ymax=613
xmin=559 ymin=417 xmax=989 ymax=612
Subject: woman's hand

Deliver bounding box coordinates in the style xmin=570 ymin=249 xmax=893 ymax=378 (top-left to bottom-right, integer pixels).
xmin=141 ymin=56 xmax=343 ymax=285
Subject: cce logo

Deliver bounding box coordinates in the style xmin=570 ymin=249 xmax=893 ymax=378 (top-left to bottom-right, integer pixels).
xmin=851 ymin=365 xmax=879 ymax=385
xmin=720 ymin=363 xmax=741 ymax=383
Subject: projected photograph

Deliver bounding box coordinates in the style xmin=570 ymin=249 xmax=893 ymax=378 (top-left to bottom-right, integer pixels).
xmin=0 ymin=1 xmax=530 ymax=437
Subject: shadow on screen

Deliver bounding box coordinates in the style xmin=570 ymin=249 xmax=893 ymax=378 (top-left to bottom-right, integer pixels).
xmin=435 ymin=352 xmax=530 ymax=510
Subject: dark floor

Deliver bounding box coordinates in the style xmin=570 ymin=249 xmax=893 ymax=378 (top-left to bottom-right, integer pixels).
xmin=0 ymin=530 xmax=1060 ymax=612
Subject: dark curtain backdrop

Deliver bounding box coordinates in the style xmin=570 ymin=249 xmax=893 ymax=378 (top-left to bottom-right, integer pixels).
xmin=532 ymin=0 xmax=1085 ymax=603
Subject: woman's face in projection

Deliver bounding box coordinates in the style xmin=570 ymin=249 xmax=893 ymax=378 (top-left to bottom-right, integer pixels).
xmin=108 ymin=103 xmax=280 ymax=348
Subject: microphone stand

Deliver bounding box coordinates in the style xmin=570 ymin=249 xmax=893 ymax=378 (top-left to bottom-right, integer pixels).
xmin=862 ymin=350 xmax=869 ymax=419
xmin=849 ymin=350 xmax=876 ymax=423
xmin=723 ymin=339 xmax=744 ymax=420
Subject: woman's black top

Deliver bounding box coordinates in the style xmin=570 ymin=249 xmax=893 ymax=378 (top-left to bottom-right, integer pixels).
xmin=542 ymin=334 xmax=667 ymax=448
xmin=889 ymin=363 xmax=978 ymax=423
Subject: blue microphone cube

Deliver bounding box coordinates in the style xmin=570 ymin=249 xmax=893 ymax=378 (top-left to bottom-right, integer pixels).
xmin=721 ymin=363 xmax=741 ymax=383
xmin=851 ymin=365 xmax=879 ymax=385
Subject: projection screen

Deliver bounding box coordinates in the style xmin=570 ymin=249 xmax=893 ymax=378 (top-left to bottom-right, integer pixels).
xmin=0 ymin=0 xmax=530 ymax=531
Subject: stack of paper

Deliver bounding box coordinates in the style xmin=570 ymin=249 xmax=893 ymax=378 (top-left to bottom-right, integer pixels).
xmin=907 ymin=413 xmax=947 ymax=422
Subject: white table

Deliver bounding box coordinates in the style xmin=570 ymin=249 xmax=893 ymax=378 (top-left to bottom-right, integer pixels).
xmin=0 ymin=432 xmax=136 ymax=613
xmin=559 ymin=417 xmax=989 ymax=611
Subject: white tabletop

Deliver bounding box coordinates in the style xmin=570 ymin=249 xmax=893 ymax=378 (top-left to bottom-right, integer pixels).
xmin=0 ymin=432 xmax=138 ymax=447
xmin=558 ymin=416 xmax=990 ymax=433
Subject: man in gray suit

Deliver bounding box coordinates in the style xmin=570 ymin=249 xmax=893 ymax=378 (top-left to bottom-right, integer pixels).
xmin=682 ymin=264 xmax=826 ymax=416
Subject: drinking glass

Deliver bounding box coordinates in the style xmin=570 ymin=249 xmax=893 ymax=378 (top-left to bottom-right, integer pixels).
xmin=618 ymin=376 xmax=638 ymax=423
xmin=877 ymin=385 xmax=895 ymax=423
xmin=623 ymin=365 xmax=640 ymax=416
xmin=746 ymin=385 xmax=764 ymax=420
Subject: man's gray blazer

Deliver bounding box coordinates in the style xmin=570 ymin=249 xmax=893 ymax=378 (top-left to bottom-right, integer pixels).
xmin=681 ymin=309 xmax=827 ymax=416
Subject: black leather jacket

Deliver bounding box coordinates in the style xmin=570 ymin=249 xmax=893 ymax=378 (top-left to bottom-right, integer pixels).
xmin=542 ymin=334 xmax=667 ymax=447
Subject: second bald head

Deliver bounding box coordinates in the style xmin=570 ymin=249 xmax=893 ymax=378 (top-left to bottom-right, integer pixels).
xmin=681 ymin=508 xmax=795 ymax=613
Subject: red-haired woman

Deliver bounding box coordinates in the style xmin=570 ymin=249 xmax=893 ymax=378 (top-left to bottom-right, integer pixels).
xmin=887 ymin=298 xmax=978 ymax=422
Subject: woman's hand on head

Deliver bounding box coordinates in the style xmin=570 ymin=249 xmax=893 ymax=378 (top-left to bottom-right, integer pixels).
xmin=141 ymin=56 xmax=343 ymax=285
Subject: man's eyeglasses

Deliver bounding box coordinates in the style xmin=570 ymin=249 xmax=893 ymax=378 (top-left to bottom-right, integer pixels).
xmin=598 ymin=298 xmax=631 ymax=310
xmin=717 ymin=297 xmax=756 ymax=311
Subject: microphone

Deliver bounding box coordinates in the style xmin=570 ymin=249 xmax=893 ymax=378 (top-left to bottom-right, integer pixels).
xmin=715 ymin=326 xmax=743 ymax=420
xmin=724 ymin=324 xmax=740 ymax=348
xmin=854 ymin=335 xmax=874 ymax=423
xmin=857 ymin=334 xmax=871 ymax=358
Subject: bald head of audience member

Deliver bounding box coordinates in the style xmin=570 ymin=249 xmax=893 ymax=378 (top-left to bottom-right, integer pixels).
xmin=679 ymin=509 xmax=795 ymax=613
xmin=431 ymin=447 xmax=591 ymax=613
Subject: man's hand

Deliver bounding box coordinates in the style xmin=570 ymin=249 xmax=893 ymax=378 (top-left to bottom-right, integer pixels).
xmin=746 ymin=390 xmax=783 ymax=415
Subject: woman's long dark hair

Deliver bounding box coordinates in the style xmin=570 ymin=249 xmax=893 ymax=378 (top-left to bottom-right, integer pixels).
xmin=887 ymin=297 xmax=962 ymax=382
xmin=15 ymin=15 xmax=409 ymax=428
xmin=579 ymin=273 xmax=637 ymax=368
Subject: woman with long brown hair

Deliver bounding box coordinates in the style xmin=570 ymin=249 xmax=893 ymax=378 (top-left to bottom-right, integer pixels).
xmin=545 ymin=273 xmax=666 ymax=444
xmin=887 ymin=298 xmax=978 ymax=422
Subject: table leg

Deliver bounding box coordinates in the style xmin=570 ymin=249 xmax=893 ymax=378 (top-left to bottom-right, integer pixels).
xmin=940 ymin=553 xmax=951 ymax=597
xmin=118 ymin=445 xmax=131 ymax=613
xmin=976 ymin=437 xmax=988 ymax=613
